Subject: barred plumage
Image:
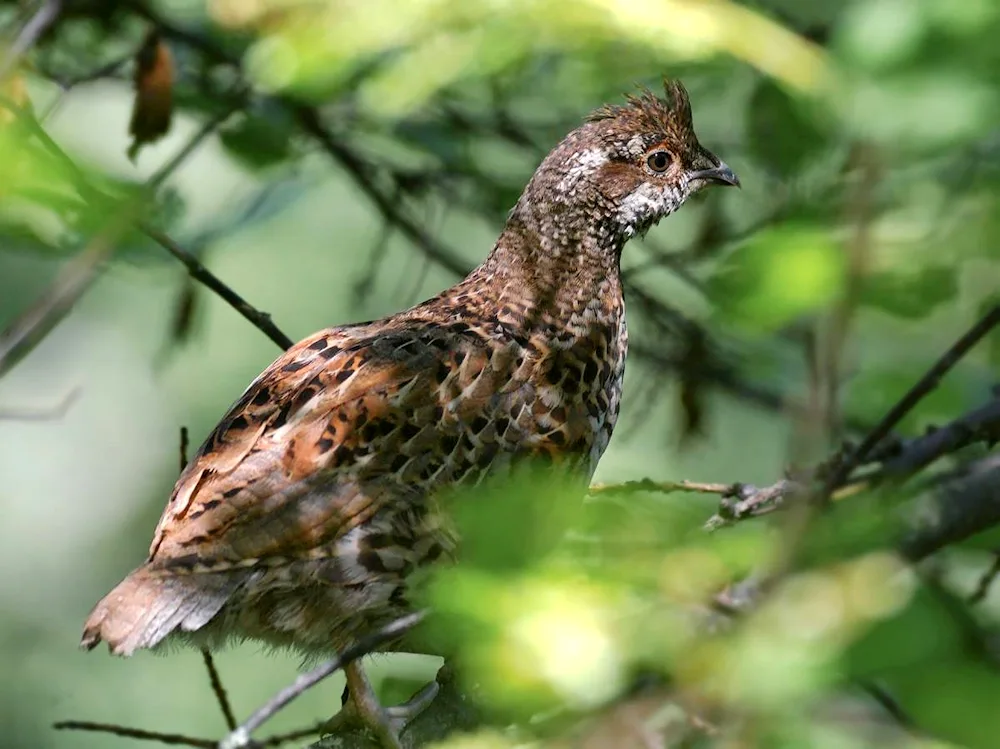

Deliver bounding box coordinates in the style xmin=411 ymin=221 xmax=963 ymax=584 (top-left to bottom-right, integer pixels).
xmin=82 ymin=79 xmax=738 ymax=748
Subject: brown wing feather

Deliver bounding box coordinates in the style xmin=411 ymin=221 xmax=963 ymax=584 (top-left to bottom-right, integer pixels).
xmin=147 ymin=326 xmax=425 ymax=569
xmin=143 ymin=322 xmax=534 ymax=573
xmin=83 ymin=317 xmax=612 ymax=655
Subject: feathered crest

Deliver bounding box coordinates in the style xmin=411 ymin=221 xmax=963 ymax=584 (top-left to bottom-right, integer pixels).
xmin=587 ymin=78 xmax=694 ymax=135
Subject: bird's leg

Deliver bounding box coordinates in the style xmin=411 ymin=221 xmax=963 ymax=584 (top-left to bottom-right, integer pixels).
xmin=321 ymin=660 xmax=439 ymax=749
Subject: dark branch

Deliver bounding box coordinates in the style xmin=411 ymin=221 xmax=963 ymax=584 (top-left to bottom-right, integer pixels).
xmin=0 ymin=96 xmax=295 ymax=353
xmin=901 ymin=453 xmax=1000 ymax=561
xmin=873 ymin=396 xmax=1000 ymax=480
xmin=825 ymin=303 xmax=1000 ymax=492
xmin=140 ymin=227 xmax=294 ymax=350
xmin=53 ymin=721 xmax=216 ymax=748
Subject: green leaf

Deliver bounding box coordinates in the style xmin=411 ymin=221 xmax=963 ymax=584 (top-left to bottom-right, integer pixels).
xmin=441 ymin=464 xmax=585 ymax=575
xmin=847 ymin=585 xmax=1000 ymax=749
xmin=219 ymin=109 xmax=298 ymax=170
xmin=860 ymin=265 xmax=958 ymax=318
xmin=709 ymin=223 xmax=844 ymax=332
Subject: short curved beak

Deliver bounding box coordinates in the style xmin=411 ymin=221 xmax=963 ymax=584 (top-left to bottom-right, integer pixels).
xmin=690 ymin=161 xmax=741 ymax=188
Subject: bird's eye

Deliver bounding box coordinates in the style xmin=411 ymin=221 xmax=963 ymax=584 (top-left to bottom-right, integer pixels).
xmin=646 ymin=151 xmax=672 ymax=173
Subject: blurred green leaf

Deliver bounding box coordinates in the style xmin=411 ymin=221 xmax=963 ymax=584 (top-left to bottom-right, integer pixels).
xmin=709 ymin=223 xmax=844 ymax=331
xmin=843 ymin=368 xmax=974 ymax=434
xmin=442 ymin=464 xmax=585 ymax=574
xmin=747 ymin=79 xmax=831 ymax=177
xmin=219 ymin=109 xmax=298 ymax=170
xmin=859 ymin=265 xmax=958 ymax=319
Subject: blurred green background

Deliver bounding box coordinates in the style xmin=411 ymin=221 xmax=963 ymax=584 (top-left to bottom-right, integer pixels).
xmin=0 ymin=0 xmax=999 ymax=747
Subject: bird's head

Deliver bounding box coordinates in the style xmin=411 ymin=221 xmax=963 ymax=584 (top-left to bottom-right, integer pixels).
xmin=521 ymin=79 xmax=739 ymax=242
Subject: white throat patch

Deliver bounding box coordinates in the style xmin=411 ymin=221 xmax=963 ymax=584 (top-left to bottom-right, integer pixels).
xmin=615 ymin=182 xmax=681 ymax=238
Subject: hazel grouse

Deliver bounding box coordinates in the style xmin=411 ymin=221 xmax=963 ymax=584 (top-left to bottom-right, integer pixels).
xmin=81 ymin=79 xmax=739 ymax=748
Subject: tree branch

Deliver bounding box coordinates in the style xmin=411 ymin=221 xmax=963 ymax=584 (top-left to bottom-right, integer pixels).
xmin=824 ymin=303 xmax=1000 ymax=493
xmin=0 ymin=97 xmax=295 ymax=353
xmin=901 ymin=453 xmax=1000 ymax=561
xmin=0 ymin=0 xmax=62 ymax=80
xmin=219 ymin=612 xmax=428 ymax=749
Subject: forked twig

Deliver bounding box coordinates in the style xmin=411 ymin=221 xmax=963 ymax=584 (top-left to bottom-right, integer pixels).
xmin=219 ymin=610 xmax=427 ymax=749
xmin=824 ymin=303 xmax=1000 ymax=493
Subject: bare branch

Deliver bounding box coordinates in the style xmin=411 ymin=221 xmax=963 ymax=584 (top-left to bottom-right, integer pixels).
xmin=53 ymin=721 xmax=216 ymax=748
xmin=201 ymin=650 xmax=237 ymax=732
xmin=968 ymin=552 xmax=1000 ymax=605
xmin=0 ymin=386 xmax=79 ymax=420
xmin=0 ymin=0 xmax=61 ymax=81
xmin=291 ymin=106 xmax=471 ymax=278
xmin=588 ymin=478 xmax=734 ymax=497
xmin=874 ymin=396 xmax=1000 ymax=480
xmin=219 ymin=611 xmax=427 ymax=749
xmin=901 ymin=453 xmax=1000 ymax=561
xmin=0 ymin=208 xmax=136 ymax=378
xmin=825 ymin=303 xmax=1000 ymax=493
xmin=140 ymin=227 xmax=294 ymax=351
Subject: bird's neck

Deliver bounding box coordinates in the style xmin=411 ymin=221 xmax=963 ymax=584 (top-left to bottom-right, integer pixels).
xmin=460 ymin=207 xmax=626 ymax=336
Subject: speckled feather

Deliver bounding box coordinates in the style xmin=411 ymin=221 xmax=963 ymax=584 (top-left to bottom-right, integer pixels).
xmin=82 ymin=80 xmax=736 ymax=659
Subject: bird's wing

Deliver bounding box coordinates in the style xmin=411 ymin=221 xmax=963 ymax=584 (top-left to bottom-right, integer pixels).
xmin=144 ymin=322 xmax=577 ymax=575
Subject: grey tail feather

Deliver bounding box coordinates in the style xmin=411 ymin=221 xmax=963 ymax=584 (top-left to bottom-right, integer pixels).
xmin=81 ymin=566 xmax=237 ymax=656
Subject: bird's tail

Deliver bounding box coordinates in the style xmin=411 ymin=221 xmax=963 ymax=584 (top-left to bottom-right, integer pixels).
xmin=81 ymin=566 xmax=237 ymax=656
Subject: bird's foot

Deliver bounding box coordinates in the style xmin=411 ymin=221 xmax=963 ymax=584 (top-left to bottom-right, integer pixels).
xmin=321 ymin=661 xmax=439 ymax=749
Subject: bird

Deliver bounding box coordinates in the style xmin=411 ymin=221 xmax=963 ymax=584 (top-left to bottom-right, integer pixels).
xmin=81 ymin=79 xmax=739 ymax=749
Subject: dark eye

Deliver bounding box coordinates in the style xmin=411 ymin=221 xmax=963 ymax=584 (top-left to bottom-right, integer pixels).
xmin=646 ymin=151 xmax=672 ymax=173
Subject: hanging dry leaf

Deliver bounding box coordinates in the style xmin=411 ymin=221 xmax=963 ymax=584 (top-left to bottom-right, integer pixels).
xmin=127 ymin=30 xmax=173 ymax=162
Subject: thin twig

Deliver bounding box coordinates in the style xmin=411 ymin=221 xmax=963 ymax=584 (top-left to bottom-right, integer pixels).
xmin=0 ymin=208 xmax=136 ymax=378
xmin=141 ymin=227 xmax=293 ymax=351
xmin=257 ymin=724 xmax=327 ymax=747
xmin=179 ymin=425 xmax=189 ymax=470
xmin=201 ymin=650 xmax=238 ymax=732
xmin=858 ymin=681 xmax=917 ymax=731
xmin=292 ymin=106 xmax=471 ymax=278
xmin=0 ymin=0 xmax=62 ymax=81
xmin=175 ymin=426 xmax=240 ymax=730
xmin=219 ymin=611 xmax=427 ymax=749
xmin=824 ymin=303 xmax=1000 ymax=493
xmin=0 ymin=386 xmax=79 ymax=420
xmin=968 ymin=552 xmax=1000 ymax=605
xmin=588 ymin=479 xmax=735 ymax=497
xmin=52 ymin=721 xmax=216 ymax=748
xmin=0 ymin=96 xmax=296 ymax=353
